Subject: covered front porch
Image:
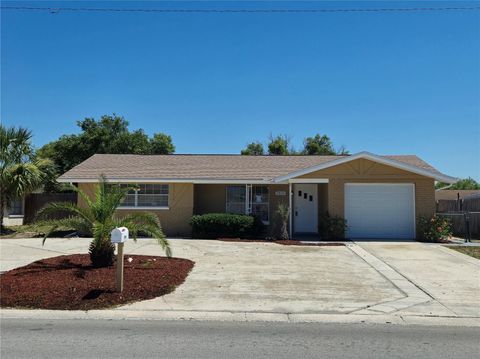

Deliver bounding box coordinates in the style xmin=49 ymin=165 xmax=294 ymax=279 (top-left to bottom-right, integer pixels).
xmin=193 ymin=180 xmax=329 ymax=239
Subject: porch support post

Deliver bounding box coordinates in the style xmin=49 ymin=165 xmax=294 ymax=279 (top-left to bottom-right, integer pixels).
xmin=288 ymin=182 xmax=292 ymax=239
xmin=245 ymin=184 xmax=249 ymax=214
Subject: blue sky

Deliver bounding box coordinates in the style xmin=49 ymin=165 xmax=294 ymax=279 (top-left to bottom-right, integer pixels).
xmin=1 ymin=1 xmax=479 ymax=180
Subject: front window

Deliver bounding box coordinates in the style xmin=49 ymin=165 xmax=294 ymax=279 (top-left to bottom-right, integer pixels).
xmin=9 ymin=198 xmax=23 ymax=216
xmin=118 ymin=184 xmax=169 ymax=208
xmin=226 ymin=185 xmax=269 ymax=223
xmin=226 ymin=185 xmax=246 ymax=214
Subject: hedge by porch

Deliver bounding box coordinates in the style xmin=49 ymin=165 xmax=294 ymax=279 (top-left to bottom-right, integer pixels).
xmin=190 ymin=213 xmax=263 ymax=239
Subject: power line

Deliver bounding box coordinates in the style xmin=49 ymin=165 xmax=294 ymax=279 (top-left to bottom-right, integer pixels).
xmin=1 ymin=5 xmax=480 ymax=14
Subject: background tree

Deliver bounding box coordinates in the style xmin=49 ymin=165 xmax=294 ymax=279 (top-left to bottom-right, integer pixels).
xmin=112 ymin=129 xmax=151 ymax=154
xmin=242 ymin=133 xmax=347 ymax=156
xmin=268 ymin=135 xmax=290 ymax=155
xmin=37 ymin=114 xmax=175 ymax=174
xmin=241 ymin=142 xmax=265 ymax=155
xmin=435 ymin=177 xmax=480 ymax=190
xmin=336 ymin=145 xmax=350 ymax=155
xmin=302 ymin=134 xmax=336 ymax=155
xmin=37 ymin=177 xmax=171 ymax=267
xmin=150 ymin=133 xmax=175 ymax=154
xmin=0 ymin=125 xmax=50 ymax=231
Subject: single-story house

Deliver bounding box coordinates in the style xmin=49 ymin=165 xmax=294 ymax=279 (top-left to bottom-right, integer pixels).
xmin=58 ymin=151 xmax=457 ymax=240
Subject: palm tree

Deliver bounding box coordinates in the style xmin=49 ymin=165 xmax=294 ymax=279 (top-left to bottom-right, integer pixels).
xmin=36 ymin=176 xmax=171 ymax=267
xmin=276 ymin=203 xmax=290 ymax=240
xmin=0 ymin=125 xmax=50 ymax=232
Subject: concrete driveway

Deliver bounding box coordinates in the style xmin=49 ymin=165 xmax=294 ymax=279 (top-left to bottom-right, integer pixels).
xmin=0 ymin=237 xmax=478 ymax=319
xmin=356 ymin=242 xmax=480 ymax=317
xmin=119 ymin=240 xmax=402 ymax=314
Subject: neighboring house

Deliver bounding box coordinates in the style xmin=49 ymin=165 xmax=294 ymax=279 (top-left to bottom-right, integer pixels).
xmin=58 ymin=151 xmax=457 ymax=240
xmin=435 ymin=190 xmax=480 ymax=201
xmin=2 ymin=197 xmax=25 ymax=226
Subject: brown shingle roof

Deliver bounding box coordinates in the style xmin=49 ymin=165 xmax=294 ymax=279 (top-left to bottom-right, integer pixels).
xmin=58 ymin=153 xmax=444 ymax=182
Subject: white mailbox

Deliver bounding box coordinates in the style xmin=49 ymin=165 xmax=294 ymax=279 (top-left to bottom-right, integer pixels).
xmin=111 ymin=227 xmax=129 ymax=243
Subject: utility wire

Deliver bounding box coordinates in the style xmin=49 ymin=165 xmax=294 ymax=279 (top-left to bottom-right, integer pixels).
xmin=1 ymin=6 xmax=480 ymax=14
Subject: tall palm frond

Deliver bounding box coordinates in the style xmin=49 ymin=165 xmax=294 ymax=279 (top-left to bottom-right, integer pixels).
xmin=1 ymin=125 xmax=46 ymax=231
xmin=0 ymin=125 xmax=34 ymax=167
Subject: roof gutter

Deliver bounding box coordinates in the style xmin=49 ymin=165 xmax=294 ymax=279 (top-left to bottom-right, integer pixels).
xmin=57 ymin=177 xmax=274 ymax=184
xmin=435 ymin=183 xmax=454 ymax=191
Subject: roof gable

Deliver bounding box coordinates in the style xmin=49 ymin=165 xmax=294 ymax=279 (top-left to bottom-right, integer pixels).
xmin=273 ymin=152 xmax=457 ymax=183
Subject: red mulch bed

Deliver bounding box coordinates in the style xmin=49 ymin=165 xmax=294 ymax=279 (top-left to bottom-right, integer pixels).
xmin=218 ymin=238 xmax=345 ymax=246
xmin=0 ymin=254 xmax=194 ymax=310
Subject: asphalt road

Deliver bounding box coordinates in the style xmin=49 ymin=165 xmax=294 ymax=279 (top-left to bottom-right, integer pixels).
xmin=1 ymin=318 xmax=479 ymax=359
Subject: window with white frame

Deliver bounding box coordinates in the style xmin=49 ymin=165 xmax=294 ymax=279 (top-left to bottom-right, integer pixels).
xmin=226 ymin=185 xmax=246 ymax=214
xmin=226 ymin=185 xmax=269 ymax=223
xmin=8 ymin=198 xmax=24 ymax=216
xmin=118 ymin=184 xmax=169 ymax=208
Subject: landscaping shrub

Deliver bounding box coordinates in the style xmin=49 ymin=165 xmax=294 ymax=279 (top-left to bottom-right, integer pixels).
xmin=417 ymin=216 xmax=452 ymax=242
xmin=276 ymin=203 xmax=290 ymax=240
xmin=319 ymin=212 xmax=347 ymax=240
xmin=190 ymin=213 xmax=264 ymax=239
xmin=88 ymin=240 xmax=115 ymax=268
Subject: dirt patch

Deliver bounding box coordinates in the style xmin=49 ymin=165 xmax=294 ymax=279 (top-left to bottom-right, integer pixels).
xmin=218 ymin=238 xmax=345 ymax=246
xmin=417 ymin=238 xmax=454 ymax=244
xmin=447 ymin=246 xmax=480 ymax=259
xmin=0 ymin=254 xmax=194 ymax=310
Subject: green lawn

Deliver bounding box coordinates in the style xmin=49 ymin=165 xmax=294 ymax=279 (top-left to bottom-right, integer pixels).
xmin=448 ymin=246 xmax=480 ymax=260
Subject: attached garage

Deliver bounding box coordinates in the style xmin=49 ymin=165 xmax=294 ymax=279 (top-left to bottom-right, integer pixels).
xmin=345 ymin=183 xmax=415 ymax=239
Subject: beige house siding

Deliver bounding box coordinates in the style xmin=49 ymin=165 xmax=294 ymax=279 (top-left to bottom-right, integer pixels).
xmin=298 ymin=159 xmax=435 ymax=236
xmin=194 ymin=184 xmax=226 ymax=214
xmin=77 ymin=182 xmax=194 ymax=237
xmin=316 ymin=183 xmax=329 ymax=232
xmin=77 ymin=183 xmax=96 ymax=208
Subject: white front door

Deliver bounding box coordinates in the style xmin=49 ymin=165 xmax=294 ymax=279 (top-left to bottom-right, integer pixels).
xmin=294 ymin=184 xmax=318 ymax=233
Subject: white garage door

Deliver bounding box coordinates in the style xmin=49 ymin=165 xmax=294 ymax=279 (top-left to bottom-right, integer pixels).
xmin=345 ymin=184 xmax=415 ymax=239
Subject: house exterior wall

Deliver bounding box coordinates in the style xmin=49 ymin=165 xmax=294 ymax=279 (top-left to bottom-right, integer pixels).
xmin=194 ymin=184 xmax=226 ymax=214
xmin=298 ymin=159 xmax=436 ymax=235
xmin=75 ymin=158 xmax=436 ymax=239
xmin=77 ymin=183 xmax=194 ymax=237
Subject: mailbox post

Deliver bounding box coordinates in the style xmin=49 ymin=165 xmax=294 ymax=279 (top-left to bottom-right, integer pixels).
xmin=111 ymin=227 xmax=129 ymax=292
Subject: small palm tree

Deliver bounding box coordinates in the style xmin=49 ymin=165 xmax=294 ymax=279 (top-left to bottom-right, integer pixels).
xmin=36 ymin=176 xmax=171 ymax=267
xmin=0 ymin=125 xmax=52 ymax=232
xmin=276 ymin=203 xmax=290 ymax=240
